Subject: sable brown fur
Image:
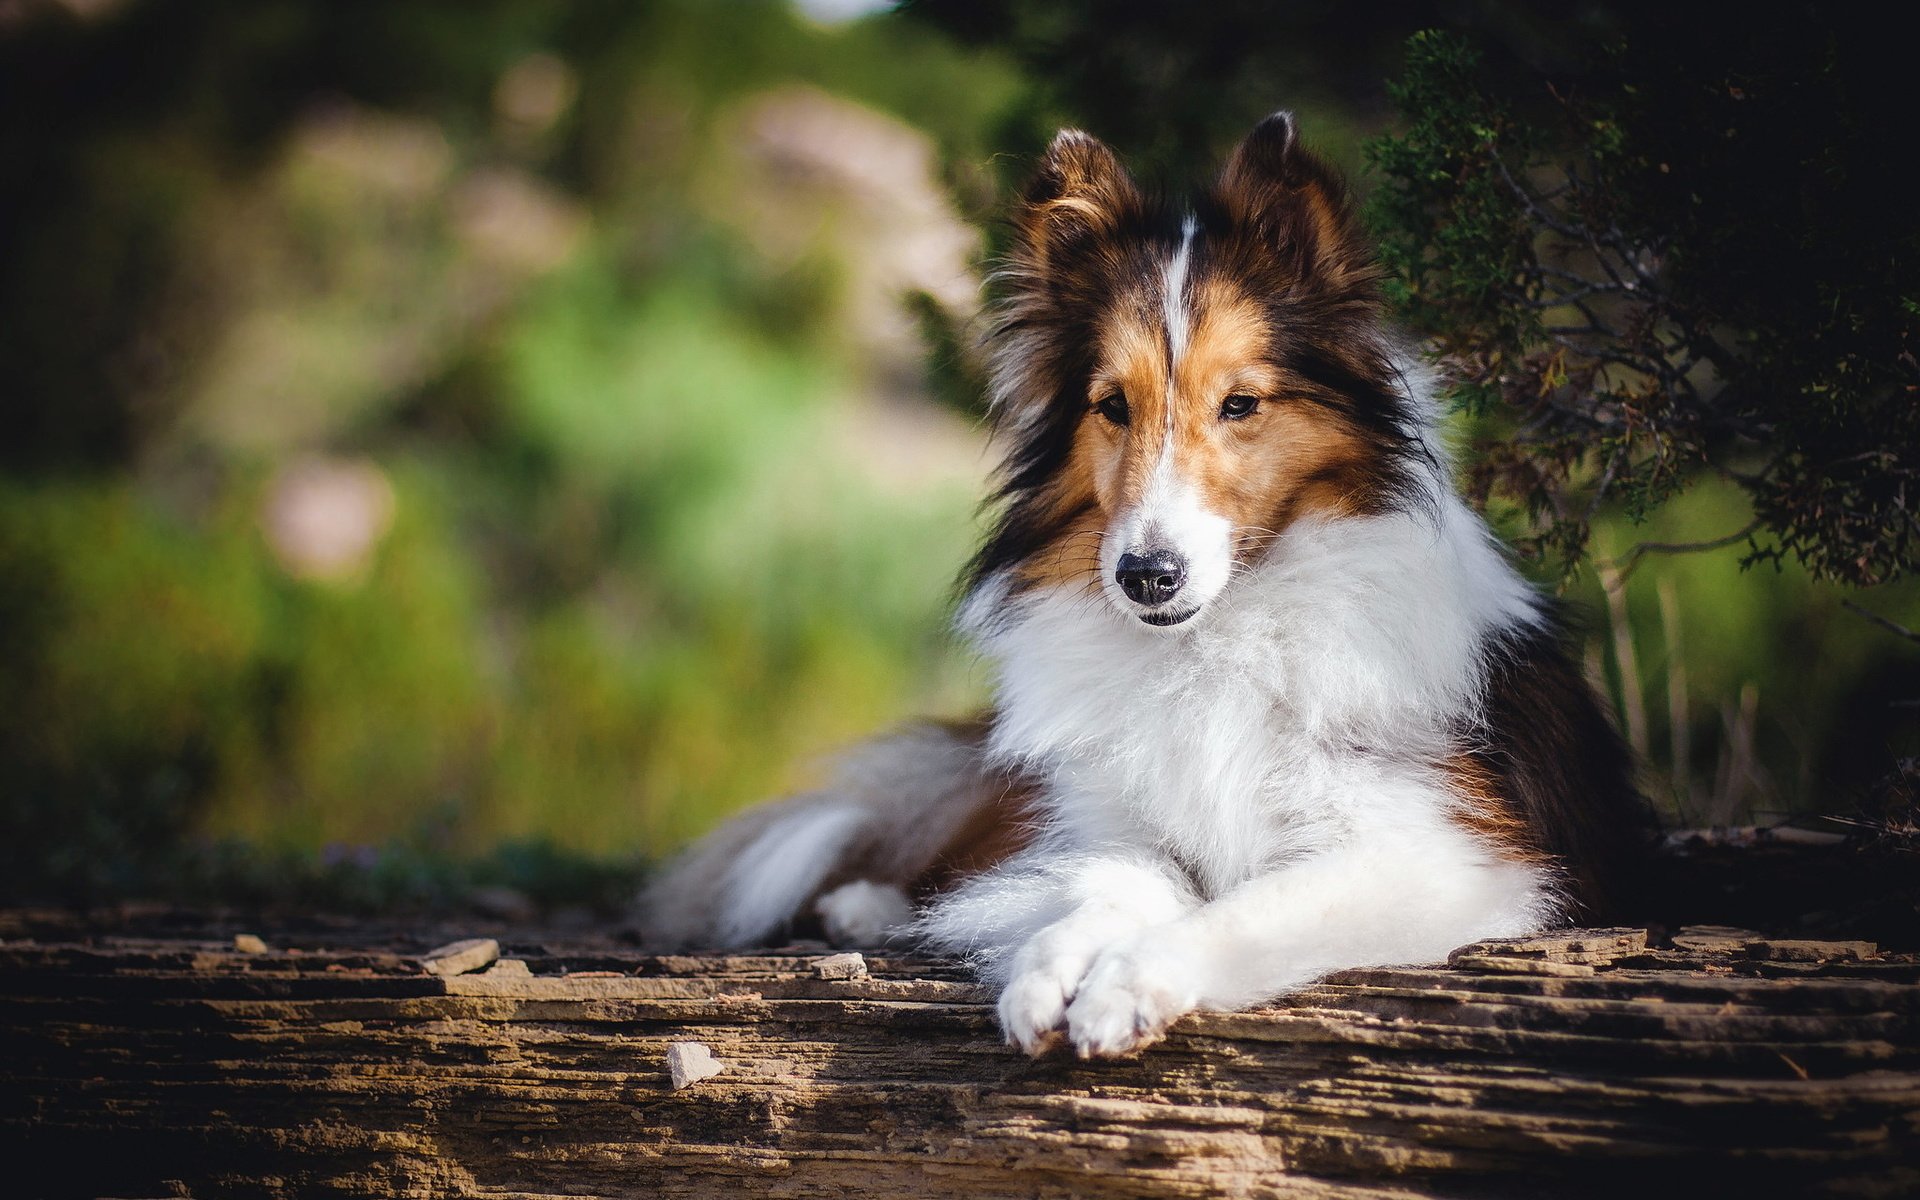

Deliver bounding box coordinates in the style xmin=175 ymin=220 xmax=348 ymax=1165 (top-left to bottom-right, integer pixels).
xmin=810 ymin=715 xmax=1035 ymax=904
xmin=907 ymin=765 xmax=1038 ymax=901
xmin=1464 ymin=621 xmax=1652 ymax=921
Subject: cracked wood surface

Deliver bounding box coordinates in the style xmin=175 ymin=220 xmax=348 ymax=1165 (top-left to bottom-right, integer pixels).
xmin=2 ymin=912 xmax=1917 ymax=1198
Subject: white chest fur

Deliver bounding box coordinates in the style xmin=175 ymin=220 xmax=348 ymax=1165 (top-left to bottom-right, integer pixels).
xmin=970 ymin=499 xmax=1541 ymax=896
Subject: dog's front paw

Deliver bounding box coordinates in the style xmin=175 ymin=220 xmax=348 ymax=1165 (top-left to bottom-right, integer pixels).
xmin=1064 ymin=940 xmax=1202 ymax=1058
xmin=997 ymin=967 xmax=1074 ymax=1056
xmin=996 ymin=928 xmax=1109 ymax=1056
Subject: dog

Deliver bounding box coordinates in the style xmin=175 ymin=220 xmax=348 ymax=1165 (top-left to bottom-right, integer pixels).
xmin=640 ymin=112 xmax=1645 ymax=1058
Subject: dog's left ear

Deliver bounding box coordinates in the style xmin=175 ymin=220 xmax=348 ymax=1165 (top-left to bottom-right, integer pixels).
xmin=1218 ymin=112 xmax=1372 ymax=290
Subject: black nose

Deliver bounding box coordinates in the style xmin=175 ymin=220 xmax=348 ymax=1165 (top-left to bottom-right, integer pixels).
xmin=1115 ymin=550 xmax=1188 ymax=606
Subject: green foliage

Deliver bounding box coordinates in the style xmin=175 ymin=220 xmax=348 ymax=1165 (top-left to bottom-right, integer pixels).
xmin=1366 ymin=19 xmax=1920 ymax=586
xmin=0 ymin=0 xmax=997 ymax=902
xmin=0 ymin=482 xmax=266 ymax=894
xmin=1367 ymin=31 xmax=1537 ymax=361
xmin=0 ymin=237 xmax=986 ymax=900
xmin=1565 ymin=480 xmax=1920 ymax=824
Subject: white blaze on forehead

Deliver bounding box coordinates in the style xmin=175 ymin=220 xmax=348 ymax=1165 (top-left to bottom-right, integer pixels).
xmin=1150 ymin=214 xmax=1200 ymax=471
xmin=1161 ymin=214 xmax=1200 ymax=381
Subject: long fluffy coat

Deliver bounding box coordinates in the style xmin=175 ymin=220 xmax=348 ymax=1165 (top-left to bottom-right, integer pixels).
xmin=640 ymin=113 xmax=1645 ymax=1058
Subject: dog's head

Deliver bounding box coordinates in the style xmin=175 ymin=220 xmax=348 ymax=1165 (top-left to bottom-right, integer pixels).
xmin=971 ymin=113 xmax=1429 ymax=629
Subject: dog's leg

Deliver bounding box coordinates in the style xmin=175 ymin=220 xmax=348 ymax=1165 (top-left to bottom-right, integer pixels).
xmin=917 ymin=849 xmax=1196 ymax=1054
xmin=1064 ymin=816 xmax=1554 ymax=1058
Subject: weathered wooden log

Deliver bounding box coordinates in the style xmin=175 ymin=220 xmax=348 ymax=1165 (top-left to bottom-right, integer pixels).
xmin=2 ymin=912 xmax=1917 ymax=1198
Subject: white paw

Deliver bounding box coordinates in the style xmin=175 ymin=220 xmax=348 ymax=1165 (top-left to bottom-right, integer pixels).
xmin=995 ymin=928 xmax=1108 ymax=1056
xmin=1065 ymin=940 xmax=1201 ymax=1058
xmin=813 ymin=880 xmax=913 ymax=947
xmin=997 ymin=969 xmax=1073 ymax=1056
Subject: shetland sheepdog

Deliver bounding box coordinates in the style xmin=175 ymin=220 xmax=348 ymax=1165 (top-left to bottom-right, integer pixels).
xmin=641 ymin=113 xmax=1645 ymax=1058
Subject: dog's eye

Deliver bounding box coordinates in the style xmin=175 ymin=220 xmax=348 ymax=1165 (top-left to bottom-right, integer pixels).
xmin=1093 ymin=392 xmax=1130 ymax=427
xmin=1219 ymin=393 xmax=1259 ymax=421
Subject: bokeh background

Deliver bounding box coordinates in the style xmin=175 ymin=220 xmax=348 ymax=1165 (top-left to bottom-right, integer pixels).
xmin=3 ymin=0 xmax=1914 ymax=911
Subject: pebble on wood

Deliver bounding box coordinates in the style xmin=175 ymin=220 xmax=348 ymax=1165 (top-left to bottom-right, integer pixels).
xmin=231 ymin=934 xmax=268 ymax=955
xmin=420 ymin=937 xmax=500 ymax=977
xmin=811 ymin=951 xmax=868 ymax=981
xmin=666 ymin=1041 xmax=724 ymax=1089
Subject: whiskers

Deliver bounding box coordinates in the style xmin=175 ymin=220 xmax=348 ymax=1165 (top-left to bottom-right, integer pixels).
xmin=1221 ymin=524 xmax=1289 ymax=601
xmin=1060 ymin=529 xmax=1114 ymax=618
xmin=1023 ymin=527 xmax=1114 ymax=620
xmin=1040 ymin=528 xmax=1104 ymax=578
xmin=1232 ymin=524 xmax=1286 ymax=562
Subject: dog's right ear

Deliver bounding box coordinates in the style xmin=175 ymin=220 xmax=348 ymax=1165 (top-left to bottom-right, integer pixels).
xmin=1013 ymin=129 xmax=1140 ymax=275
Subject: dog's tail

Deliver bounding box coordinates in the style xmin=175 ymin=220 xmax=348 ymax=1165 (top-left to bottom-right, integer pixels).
xmin=635 ymin=716 xmax=1028 ymax=949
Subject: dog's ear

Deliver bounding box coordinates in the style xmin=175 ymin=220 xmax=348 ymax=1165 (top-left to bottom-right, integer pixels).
xmin=1218 ymin=112 xmax=1371 ymax=289
xmin=1013 ymin=129 xmax=1140 ymax=276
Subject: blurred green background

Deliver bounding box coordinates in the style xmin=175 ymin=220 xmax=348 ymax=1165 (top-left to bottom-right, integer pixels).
xmin=1 ymin=0 xmax=1913 ymax=909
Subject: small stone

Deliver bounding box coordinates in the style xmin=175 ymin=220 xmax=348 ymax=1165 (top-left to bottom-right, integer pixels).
xmin=811 ymin=951 xmax=868 ymax=981
xmin=421 ymin=937 xmax=500 ymax=976
xmin=666 ymin=1041 xmax=724 ymax=1089
xmin=232 ymin=934 xmax=268 ymax=955
xmin=484 ymin=958 xmax=532 ymax=977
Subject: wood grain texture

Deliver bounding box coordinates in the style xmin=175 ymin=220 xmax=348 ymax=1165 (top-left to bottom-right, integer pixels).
xmin=2 ymin=913 xmax=1917 ymax=1198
